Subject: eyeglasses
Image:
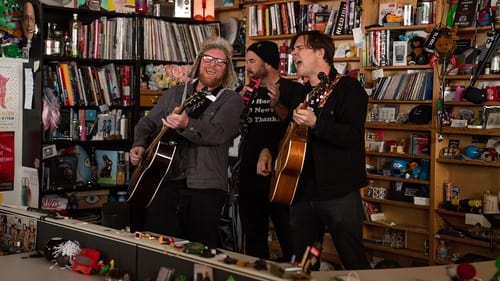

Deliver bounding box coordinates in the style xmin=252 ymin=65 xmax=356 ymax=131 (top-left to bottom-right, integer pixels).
xmin=201 ymin=54 xmax=227 ymax=66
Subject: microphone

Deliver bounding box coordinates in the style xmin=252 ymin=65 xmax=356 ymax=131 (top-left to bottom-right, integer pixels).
xmin=317 ymin=72 xmax=327 ymax=83
xmin=242 ymin=78 xmax=262 ymax=105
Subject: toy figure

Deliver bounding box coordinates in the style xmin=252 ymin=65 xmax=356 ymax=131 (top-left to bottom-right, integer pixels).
xmin=407 ymin=36 xmax=429 ymax=65
xmin=22 ymin=1 xmax=36 ymax=41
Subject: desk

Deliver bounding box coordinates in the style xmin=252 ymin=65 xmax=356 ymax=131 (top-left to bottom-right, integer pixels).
xmin=312 ymin=260 xmax=497 ymax=281
xmin=0 ymin=253 xmax=103 ymax=281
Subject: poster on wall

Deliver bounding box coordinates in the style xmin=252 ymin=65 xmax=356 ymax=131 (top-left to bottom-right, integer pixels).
xmin=0 ymin=59 xmax=21 ymax=131
xmin=0 ymin=132 xmax=14 ymax=191
xmin=0 ymin=58 xmax=23 ymax=202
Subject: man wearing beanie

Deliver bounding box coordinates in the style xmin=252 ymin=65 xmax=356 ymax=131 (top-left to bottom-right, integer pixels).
xmin=237 ymin=40 xmax=304 ymax=261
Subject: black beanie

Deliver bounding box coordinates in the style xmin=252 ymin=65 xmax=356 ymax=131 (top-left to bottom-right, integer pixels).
xmin=247 ymin=41 xmax=280 ymax=70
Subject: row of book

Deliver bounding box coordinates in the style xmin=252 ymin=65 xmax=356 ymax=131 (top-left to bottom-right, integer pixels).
xmin=248 ymin=2 xmax=299 ymax=37
xmin=365 ymin=29 xmax=407 ymax=67
xmin=371 ymin=71 xmax=433 ymax=101
xmin=143 ymin=18 xmax=220 ymax=63
xmin=43 ymin=62 xmax=133 ymax=107
xmin=321 ymin=0 xmax=363 ymax=36
xmin=70 ymin=16 xmax=136 ymax=60
xmin=247 ymin=1 xmax=362 ymax=37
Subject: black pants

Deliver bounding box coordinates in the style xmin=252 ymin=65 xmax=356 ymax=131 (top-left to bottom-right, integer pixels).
xmin=290 ymin=189 xmax=371 ymax=270
xmin=239 ymin=173 xmax=292 ymax=260
xmin=142 ymin=179 xmax=226 ymax=249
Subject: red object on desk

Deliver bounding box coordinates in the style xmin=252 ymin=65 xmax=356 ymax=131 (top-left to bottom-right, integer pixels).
xmin=456 ymin=262 xmax=476 ymax=281
xmin=72 ymin=248 xmax=100 ymax=275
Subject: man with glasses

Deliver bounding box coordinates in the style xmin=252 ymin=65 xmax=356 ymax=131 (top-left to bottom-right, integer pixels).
xmin=129 ymin=36 xmax=243 ymax=248
xmin=288 ymin=30 xmax=371 ymax=270
xmin=238 ymin=41 xmax=303 ymax=261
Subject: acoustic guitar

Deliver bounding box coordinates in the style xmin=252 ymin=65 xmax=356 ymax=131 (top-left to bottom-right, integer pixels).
xmin=127 ymin=89 xmax=210 ymax=208
xmin=270 ymin=72 xmax=335 ymax=205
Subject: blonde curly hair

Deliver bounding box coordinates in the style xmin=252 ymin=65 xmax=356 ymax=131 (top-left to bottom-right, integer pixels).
xmin=188 ymin=36 xmax=238 ymax=89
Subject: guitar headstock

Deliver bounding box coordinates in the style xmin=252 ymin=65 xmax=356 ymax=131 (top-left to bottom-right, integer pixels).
xmin=305 ymin=72 xmax=331 ymax=105
xmin=183 ymin=87 xmax=210 ymax=112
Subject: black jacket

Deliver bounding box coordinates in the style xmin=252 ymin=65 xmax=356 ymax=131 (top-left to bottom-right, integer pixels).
xmin=297 ymin=70 xmax=368 ymax=200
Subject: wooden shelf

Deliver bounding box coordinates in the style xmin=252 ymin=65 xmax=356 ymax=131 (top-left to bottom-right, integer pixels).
xmin=445 ymin=74 xmax=500 ymax=80
xmin=364 ymin=221 xmax=429 ymax=234
xmin=365 ymin=123 xmax=432 ymax=132
xmin=364 ymin=64 xmax=432 ymax=71
xmin=363 ymin=243 xmax=430 ymax=261
xmin=440 ymin=127 xmax=500 ymax=137
xmin=365 ymin=24 xmax=434 ymax=32
xmin=436 ymin=158 xmax=500 ymax=168
xmin=367 ymin=173 xmax=430 ymax=185
xmin=434 ymin=233 xmax=499 ymax=250
xmin=369 ymin=99 xmax=433 ymax=104
xmin=363 ymin=197 xmax=430 ymax=210
xmin=366 ymin=151 xmax=430 ymax=160
xmin=334 ymin=56 xmax=360 ymax=62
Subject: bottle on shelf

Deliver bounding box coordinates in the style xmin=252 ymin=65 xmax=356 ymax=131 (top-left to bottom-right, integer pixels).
xmin=436 ymin=240 xmax=449 ymax=263
xmin=117 ymin=151 xmax=126 ymax=185
xmin=491 ymin=49 xmax=500 ymax=74
xmin=369 ymin=104 xmax=379 ymax=122
xmin=120 ymin=114 xmax=128 ymax=140
xmin=366 ymin=179 xmax=375 ymax=198
xmin=63 ymin=31 xmax=71 ymax=57
xmin=70 ymin=13 xmax=80 ymax=58
xmin=279 ymin=42 xmax=288 ymax=76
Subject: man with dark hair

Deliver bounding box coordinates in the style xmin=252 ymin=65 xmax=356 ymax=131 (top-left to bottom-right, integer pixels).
xmin=239 ymin=40 xmax=304 ymax=260
xmin=288 ymin=30 xmax=371 ymax=269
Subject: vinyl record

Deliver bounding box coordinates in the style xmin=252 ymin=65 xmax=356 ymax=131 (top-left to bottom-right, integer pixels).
xmin=221 ymin=17 xmax=239 ymax=45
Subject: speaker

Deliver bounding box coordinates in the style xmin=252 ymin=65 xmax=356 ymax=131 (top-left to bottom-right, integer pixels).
xmin=47 ymin=155 xmax=77 ymax=189
xmin=160 ymin=0 xmax=191 ymax=18
xmin=101 ymin=202 xmax=130 ymax=230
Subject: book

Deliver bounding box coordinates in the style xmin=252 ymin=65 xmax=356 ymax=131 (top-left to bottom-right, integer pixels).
xmin=333 ymin=1 xmax=347 ymax=35
xmin=95 ymin=149 xmax=119 ymax=185
xmin=453 ymin=0 xmax=478 ymax=27
xmin=378 ymin=2 xmax=400 ymax=25
xmin=103 ymin=63 xmax=121 ymax=104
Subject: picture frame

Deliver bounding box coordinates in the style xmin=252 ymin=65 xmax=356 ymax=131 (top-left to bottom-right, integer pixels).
xmin=392 ymin=41 xmax=408 ymax=66
xmin=483 ymin=106 xmax=500 ymax=129
xmin=378 ymin=105 xmax=399 ymax=122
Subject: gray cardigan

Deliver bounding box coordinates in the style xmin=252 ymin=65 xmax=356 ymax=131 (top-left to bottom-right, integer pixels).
xmin=132 ymin=81 xmax=243 ymax=191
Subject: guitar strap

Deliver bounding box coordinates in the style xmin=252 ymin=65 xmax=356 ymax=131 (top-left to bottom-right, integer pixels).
xmin=317 ymin=74 xmax=343 ymax=109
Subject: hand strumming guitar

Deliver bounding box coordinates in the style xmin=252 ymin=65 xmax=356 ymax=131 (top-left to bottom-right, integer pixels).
xmin=163 ymin=106 xmax=189 ymax=129
xmin=293 ymin=104 xmax=317 ymax=128
xmin=129 ymin=146 xmax=145 ymax=166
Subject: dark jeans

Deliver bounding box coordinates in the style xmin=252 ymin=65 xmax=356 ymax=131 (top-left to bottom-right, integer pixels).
xmin=239 ymin=173 xmax=292 ymax=260
xmin=290 ymin=189 xmax=371 ymax=270
xmin=142 ymin=179 xmax=226 ymax=248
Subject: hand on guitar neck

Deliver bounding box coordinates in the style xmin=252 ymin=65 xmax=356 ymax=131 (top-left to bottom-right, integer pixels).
xmin=127 ymin=88 xmax=211 ymax=208
xmin=292 ymin=72 xmax=331 ymax=128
